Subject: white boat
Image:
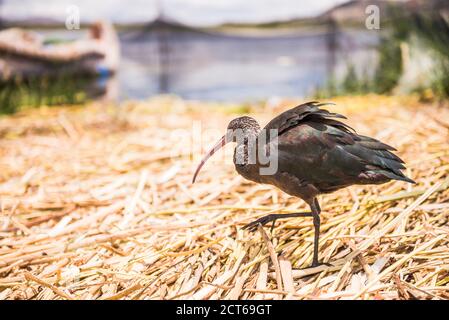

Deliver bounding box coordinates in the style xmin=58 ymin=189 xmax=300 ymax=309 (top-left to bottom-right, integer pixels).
xmin=0 ymin=20 xmax=120 ymax=80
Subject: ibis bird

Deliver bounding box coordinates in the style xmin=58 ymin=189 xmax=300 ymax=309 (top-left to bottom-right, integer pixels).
xmin=192 ymin=101 xmax=415 ymax=267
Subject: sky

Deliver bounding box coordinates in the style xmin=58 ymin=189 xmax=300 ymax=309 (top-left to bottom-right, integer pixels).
xmin=0 ymin=0 xmax=349 ymax=27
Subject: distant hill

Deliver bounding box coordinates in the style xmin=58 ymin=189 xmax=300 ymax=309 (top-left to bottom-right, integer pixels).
xmin=1 ymin=17 xmax=63 ymax=29
xmin=221 ymin=0 xmax=448 ymax=29
xmin=125 ymin=0 xmax=449 ymax=38
xmin=2 ymin=0 xmax=447 ymax=31
xmin=320 ymin=0 xmax=449 ymax=23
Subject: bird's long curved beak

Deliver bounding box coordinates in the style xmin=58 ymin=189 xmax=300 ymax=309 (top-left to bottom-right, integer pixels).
xmin=192 ymin=134 xmax=228 ymax=184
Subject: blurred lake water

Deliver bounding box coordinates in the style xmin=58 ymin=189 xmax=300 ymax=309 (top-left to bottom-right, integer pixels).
xmin=42 ymin=26 xmax=380 ymax=102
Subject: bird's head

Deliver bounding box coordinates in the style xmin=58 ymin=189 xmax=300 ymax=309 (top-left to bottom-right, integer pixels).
xmin=192 ymin=116 xmax=260 ymax=183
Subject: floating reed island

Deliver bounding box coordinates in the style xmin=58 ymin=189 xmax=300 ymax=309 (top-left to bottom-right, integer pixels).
xmin=0 ymin=95 xmax=448 ymax=300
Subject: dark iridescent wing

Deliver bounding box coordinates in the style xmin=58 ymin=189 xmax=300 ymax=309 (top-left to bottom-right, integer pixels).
xmin=263 ymin=101 xmax=350 ymax=137
xmin=323 ymin=129 xmax=415 ymax=184
xmin=267 ymin=102 xmax=415 ymax=190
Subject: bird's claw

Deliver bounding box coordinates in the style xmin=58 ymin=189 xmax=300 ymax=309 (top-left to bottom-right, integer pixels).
xmin=309 ymin=261 xmax=333 ymax=268
xmin=242 ymin=214 xmax=279 ymax=233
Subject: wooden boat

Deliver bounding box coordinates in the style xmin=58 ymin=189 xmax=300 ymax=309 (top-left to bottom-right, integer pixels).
xmin=0 ymin=20 xmax=120 ymax=80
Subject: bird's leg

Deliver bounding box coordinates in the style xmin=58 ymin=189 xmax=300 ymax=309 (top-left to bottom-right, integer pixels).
xmin=242 ymin=212 xmax=312 ymax=233
xmin=311 ymin=212 xmax=321 ymax=267
xmin=309 ymin=198 xmax=332 ymax=268
xmin=242 ymin=198 xmax=331 ymax=268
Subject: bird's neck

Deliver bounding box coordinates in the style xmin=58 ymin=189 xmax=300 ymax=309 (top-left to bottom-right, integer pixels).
xmin=234 ymin=129 xmax=260 ymax=162
xmin=233 ymin=131 xmax=263 ymax=183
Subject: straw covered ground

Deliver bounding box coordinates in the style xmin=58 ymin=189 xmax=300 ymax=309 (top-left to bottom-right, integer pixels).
xmin=0 ymin=95 xmax=448 ymax=300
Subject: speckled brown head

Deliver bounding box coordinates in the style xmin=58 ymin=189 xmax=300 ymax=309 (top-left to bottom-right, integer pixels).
xmin=227 ymin=116 xmax=260 ymax=135
xmin=192 ymin=116 xmax=261 ymax=183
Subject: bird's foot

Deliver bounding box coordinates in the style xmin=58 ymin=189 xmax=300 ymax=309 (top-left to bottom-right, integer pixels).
xmin=242 ymin=214 xmax=280 ymax=233
xmin=242 ymin=212 xmax=313 ymax=233
xmin=307 ymin=261 xmax=333 ymax=269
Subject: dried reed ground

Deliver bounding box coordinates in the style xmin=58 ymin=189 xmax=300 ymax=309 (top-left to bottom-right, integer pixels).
xmin=0 ymin=95 xmax=448 ymax=300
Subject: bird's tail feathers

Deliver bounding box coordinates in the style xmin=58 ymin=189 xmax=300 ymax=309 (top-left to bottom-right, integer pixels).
xmin=380 ymin=170 xmax=416 ymax=184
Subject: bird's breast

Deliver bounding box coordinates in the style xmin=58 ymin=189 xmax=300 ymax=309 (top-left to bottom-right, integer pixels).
xmin=235 ymin=163 xmax=263 ymax=184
